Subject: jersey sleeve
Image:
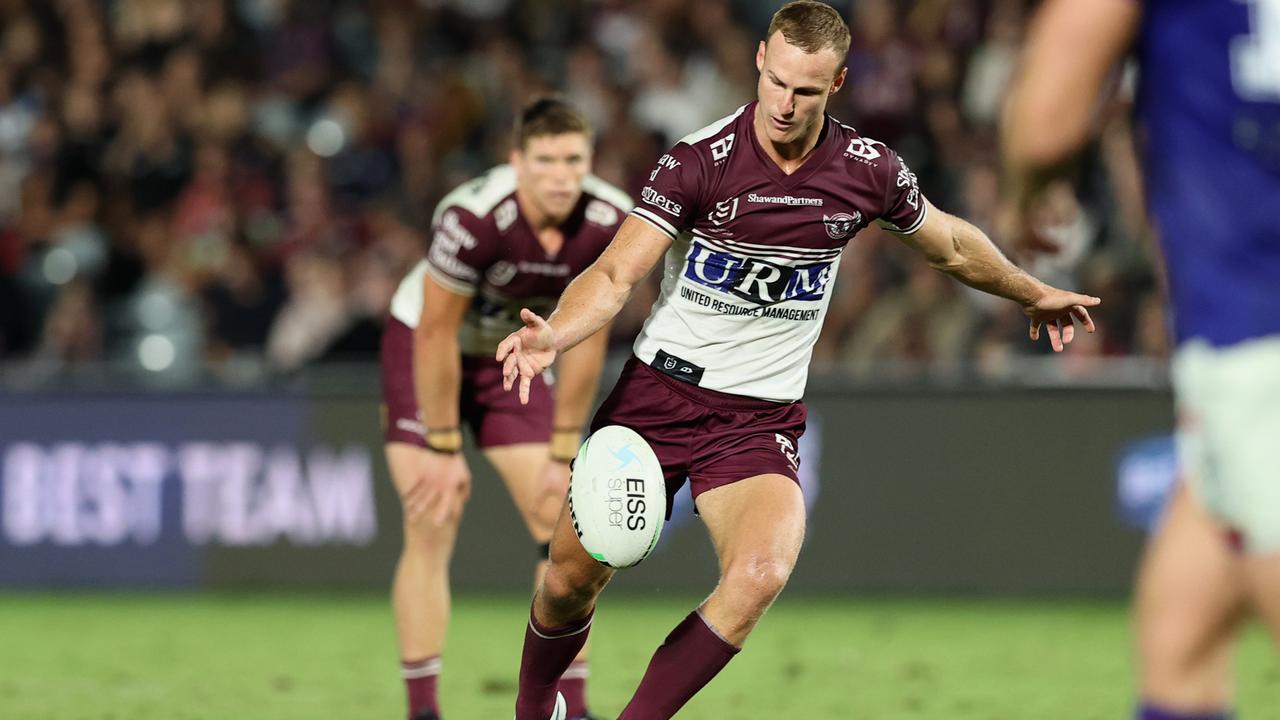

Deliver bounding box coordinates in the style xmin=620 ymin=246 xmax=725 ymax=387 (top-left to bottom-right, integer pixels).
xmin=874 ymin=149 xmax=929 ymax=235
xmin=424 ymin=207 xmax=497 ymax=296
xmin=630 ymin=142 xmax=705 ymax=240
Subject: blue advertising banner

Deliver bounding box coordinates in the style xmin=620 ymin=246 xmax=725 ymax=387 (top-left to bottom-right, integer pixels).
xmin=0 ymin=395 xmax=377 ymax=588
xmin=1115 ymin=433 xmax=1178 ymax=531
xmin=1 ymin=382 xmax=1176 ymax=594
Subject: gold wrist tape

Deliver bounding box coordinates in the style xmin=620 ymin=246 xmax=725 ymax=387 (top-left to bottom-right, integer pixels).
xmin=424 ymin=428 xmax=462 ymax=453
xmin=550 ymin=429 xmax=581 ymax=462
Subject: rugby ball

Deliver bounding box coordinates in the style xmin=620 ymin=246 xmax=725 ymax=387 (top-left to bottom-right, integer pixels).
xmin=568 ymin=425 xmax=665 ymax=569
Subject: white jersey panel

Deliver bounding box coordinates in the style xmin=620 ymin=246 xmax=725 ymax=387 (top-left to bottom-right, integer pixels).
xmin=390 ymin=259 xmax=429 ymax=328
xmin=389 ymin=256 xmax=471 ymax=326
xmin=390 ymin=169 xmax=627 ymax=333
xmin=631 ymin=229 xmax=841 ymax=403
xmin=391 ymin=259 xmax=470 ymax=328
xmin=432 ymin=165 xmax=517 ymax=224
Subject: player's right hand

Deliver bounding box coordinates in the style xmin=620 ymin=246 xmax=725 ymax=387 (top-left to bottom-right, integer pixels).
xmin=496 ymin=308 xmax=558 ymax=406
xmin=405 ymin=450 xmax=471 ymax=526
xmin=1023 ymin=286 xmax=1101 ymax=352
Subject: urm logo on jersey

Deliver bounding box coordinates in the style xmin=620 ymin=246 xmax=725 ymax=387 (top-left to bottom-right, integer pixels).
xmin=683 ymin=239 xmax=834 ymax=304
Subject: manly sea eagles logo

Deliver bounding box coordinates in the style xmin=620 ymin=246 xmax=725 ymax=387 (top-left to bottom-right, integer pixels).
xmin=486 ymin=260 xmax=517 ymax=286
xmin=822 ymin=211 xmax=861 ymax=240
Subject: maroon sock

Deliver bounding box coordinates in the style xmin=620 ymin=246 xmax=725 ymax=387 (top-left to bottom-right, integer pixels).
xmin=515 ymin=606 xmax=594 ymax=720
xmin=401 ymin=656 xmax=441 ymax=718
xmin=559 ymin=659 xmax=590 ymax=718
xmin=618 ymin=611 xmax=740 ymax=720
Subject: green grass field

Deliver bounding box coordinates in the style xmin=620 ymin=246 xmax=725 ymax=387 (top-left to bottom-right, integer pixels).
xmin=2 ymin=593 xmax=1277 ymax=719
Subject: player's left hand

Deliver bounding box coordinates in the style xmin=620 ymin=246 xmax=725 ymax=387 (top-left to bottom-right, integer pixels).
xmin=1023 ymin=287 xmax=1101 ymax=352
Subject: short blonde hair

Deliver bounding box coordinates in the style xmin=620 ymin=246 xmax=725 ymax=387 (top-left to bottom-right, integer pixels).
xmin=767 ymin=1 xmax=851 ymax=60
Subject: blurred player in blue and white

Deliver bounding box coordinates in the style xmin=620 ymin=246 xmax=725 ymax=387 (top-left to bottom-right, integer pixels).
xmin=1003 ymin=2 xmax=1280 ymax=718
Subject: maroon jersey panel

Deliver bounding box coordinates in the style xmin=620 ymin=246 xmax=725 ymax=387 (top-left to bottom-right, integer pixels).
xmin=390 ymin=167 xmax=631 ymax=356
xmin=626 ymin=102 xmax=928 ymax=401
xmin=634 ymin=101 xmax=926 ymax=250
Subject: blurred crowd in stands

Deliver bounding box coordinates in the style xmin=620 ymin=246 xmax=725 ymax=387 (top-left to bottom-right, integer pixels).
xmin=0 ymin=0 xmax=1164 ymax=385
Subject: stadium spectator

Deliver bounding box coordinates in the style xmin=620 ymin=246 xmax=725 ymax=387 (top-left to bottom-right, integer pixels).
xmin=0 ymin=0 xmax=1162 ymax=383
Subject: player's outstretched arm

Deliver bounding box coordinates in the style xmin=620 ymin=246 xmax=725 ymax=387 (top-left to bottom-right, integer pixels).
xmin=1000 ymin=0 xmax=1138 ymax=254
xmin=498 ymin=216 xmax=670 ymax=402
xmin=896 ymin=200 xmax=1100 ymax=352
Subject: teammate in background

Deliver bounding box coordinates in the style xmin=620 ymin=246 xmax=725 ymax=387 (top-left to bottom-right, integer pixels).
xmin=498 ymin=3 xmax=1099 ymax=718
xmin=1003 ymin=2 xmax=1280 ymax=718
xmin=380 ymin=97 xmax=628 ymax=720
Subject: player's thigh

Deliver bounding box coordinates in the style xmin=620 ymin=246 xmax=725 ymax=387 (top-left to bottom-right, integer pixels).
xmin=1243 ymin=552 xmax=1280 ymax=644
xmin=1173 ymin=339 xmax=1280 ymax=641
xmin=1134 ymin=481 xmax=1247 ymax=686
xmin=386 ymin=442 xmax=427 ymax=498
xmin=695 ymin=473 xmax=806 ymax=580
xmin=484 ymin=442 xmax=557 ymax=537
xmin=689 ymin=398 xmax=808 ymax=579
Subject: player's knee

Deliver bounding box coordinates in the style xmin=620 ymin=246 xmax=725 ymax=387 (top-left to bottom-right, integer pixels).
xmin=1140 ymin=628 xmax=1201 ymax=676
xmin=527 ymin=509 xmax=558 ymax=544
xmin=542 ymin=560 xmax=607 ymax=611
xmin=1137 ymin=614 xmax=1227 ymax=695
xmin=1138 ymin=650 xmax=1230 ymax=709
xmin=724 ymin=556 xmax=793 ymax=607
xmin=399 ymin=509 xmax=461 ymax=551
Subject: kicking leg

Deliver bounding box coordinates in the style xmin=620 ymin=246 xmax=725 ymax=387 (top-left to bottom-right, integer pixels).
xmin=487 ymin=444 xmax=596 ymax=718
xmin=514 ymin=497 xmax=614 ymax=720
xmin=618 ymin=473 xmax=806 ymax=720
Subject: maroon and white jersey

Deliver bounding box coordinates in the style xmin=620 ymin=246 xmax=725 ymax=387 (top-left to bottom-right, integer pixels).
xmin=391 ymin=165 xmax=631 ymax=355
xmin=630 ymin=102 xmax=927 ymax=402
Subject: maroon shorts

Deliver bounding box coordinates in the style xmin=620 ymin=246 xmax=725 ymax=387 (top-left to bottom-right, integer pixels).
xmin=380 ymin=318 xmax=553 ymax=448
xmin=590 ymin=357 xmax=807 ymax=516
